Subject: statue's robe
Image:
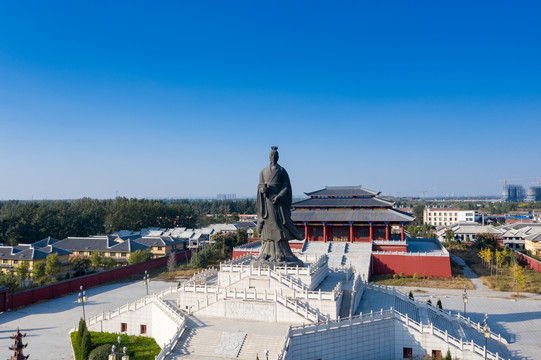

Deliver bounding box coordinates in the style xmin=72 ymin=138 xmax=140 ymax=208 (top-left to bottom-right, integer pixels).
xmin=256 ymin=164 xmax=303 ymax=263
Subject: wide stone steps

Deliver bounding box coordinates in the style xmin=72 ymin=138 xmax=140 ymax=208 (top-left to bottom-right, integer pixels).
xmin=169 ymin=329 xmax=225 ymax=359
xmin=237 ymin=333 xmax=286 ymax=360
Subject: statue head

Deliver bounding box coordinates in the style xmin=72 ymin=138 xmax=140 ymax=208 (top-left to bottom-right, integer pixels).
xmin=269 ymin=146 xmax=279 ymax=165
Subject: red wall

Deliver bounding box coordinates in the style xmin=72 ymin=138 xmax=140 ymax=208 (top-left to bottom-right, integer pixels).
xmin=372 ymin=254 xmax=452 ymax=278
xmin=515 ymin=251 xmax=541 ymax=273
xmin=6 ymin=250 xmax=191 ymax=310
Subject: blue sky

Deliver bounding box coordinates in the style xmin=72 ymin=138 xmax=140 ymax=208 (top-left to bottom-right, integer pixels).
xmin=1 ymin=1 xmax=540 ymax=199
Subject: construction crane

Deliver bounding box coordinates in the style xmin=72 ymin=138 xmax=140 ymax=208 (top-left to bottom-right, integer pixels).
xmin=498 ymin=178 xmax=527 ymax=188
xmin=499 ymin=178 xmax=541 ymax=188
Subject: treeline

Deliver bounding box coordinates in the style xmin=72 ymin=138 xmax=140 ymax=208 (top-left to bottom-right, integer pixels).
xmin=0 ymin=198 xmax=256 ymax=246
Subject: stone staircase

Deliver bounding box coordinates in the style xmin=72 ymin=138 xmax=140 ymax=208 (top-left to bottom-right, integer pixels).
xmin=237 ymin=333 xmax=286 ymax=360
xmin=169 ymin=328 xmax=224 ymax=358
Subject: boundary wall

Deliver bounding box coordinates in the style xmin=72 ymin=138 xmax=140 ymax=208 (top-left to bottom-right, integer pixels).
xmin=513 ymin=250 xmax=541 ymax=273
xmin=372 ymin=252 xmax=452 ymax=278
xmin=5 ymin=250 xmax=191 ymax=310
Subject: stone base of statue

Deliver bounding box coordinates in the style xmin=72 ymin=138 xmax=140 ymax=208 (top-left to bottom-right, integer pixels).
xmin=250 ymin=239 xmax=304 ymax=268
xmin=250 ymin=259 xmax=304 ymax=268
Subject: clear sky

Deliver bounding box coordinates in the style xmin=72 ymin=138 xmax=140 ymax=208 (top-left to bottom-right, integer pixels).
xmin=1 ymin=1 xmax=540 ymax=200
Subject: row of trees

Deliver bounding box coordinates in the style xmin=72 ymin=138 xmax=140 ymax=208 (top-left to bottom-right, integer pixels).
xmin=0 ymin=198 xmax=257 ymax=246
xmin=190 ymin=229 xmax=248 ymax=269
xmin=476 ymin=237 xmax=528 ymax=295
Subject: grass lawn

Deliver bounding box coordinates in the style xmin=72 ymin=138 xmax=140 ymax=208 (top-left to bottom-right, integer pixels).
xmin=371 ymin=274 xmax=473 ymax=289
xmin=71 ymin=332 xmax=161 ymax=360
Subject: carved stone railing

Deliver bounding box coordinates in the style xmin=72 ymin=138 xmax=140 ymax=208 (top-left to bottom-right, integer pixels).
xmin=278 ymin=308 xmax=509 ymax=360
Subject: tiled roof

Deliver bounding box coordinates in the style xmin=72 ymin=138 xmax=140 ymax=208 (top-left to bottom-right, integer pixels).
xmin=54 ymin=236 xmax=150 ymax=253
xmin=292 ymin=197 xmax=393 ymax=208
xmin=305 ymin=186 xmax=380 ymax=197
xmin=134 ymin=236 xmax=185 ymax=247
xmin=291 ymin=209 xmax=415 ymax=223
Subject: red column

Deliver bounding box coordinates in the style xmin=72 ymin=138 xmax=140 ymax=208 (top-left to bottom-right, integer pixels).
xmin=385 ymin=223 xmax=390 ymax=240
xmin=323 ymin=223 xmax=327 ymax=243
xmin=401 ymin=224 xmax=405 ymax=241
xmin=369 ymin=223 xmax=373 ymax=241
xmin=304 ymin=223 xmax=309 ymax=241
xmin=349 ymin=223 xmax=354 ymax=243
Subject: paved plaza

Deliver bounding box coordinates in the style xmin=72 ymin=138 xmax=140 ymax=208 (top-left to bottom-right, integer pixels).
xmin=0 ymin=279 xmax=173 ymax=360
xmin=1 ymin=257 xmax=541 ymax=360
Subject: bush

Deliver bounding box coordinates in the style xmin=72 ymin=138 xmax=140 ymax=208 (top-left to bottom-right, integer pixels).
xmin=89 ymin=344 xmax=113 ymax=360
xmin=393 ymin=274 xmax=399 ymax=279
xmin=413 ymin=273 xmax=419 ymax=280
xmin=399 ymin=272 xmax=405 ymax=278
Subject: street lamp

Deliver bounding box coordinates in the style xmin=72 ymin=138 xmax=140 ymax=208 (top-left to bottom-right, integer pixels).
xmin=78 ymin=285 xmax=88 ymax=322
xmin=117 ymin=336 xmax=121 ymax=359
xmin=264 ymin=349 xmax=269 ymax=360
xmin=482 ymin=314 xmax=490 ymax=360
xmin=143 ymin=270 xmax=150 ymax=296
xmin=462 ymin=284 xmax=468 ymax=317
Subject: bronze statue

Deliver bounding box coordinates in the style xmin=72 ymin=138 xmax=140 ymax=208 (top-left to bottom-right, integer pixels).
xmin=253 ymin=146 xmax=304 ymax=267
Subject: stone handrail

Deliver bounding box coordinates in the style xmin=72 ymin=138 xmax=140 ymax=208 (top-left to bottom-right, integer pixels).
xmin=285 ymin=308 xmax=508 ymax=360
xmin=363 ymin=282 xmax=508 ymax=345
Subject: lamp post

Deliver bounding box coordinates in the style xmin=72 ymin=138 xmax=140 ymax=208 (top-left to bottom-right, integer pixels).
xmin=117 ymin=336 xmax=121 ymax=359
xmin=462 ymin=284 xmax=468 ymax=317
xmin=264 ymin=349 xmax=269 ymax=360
xmin=143 ymin=270 xmax=150 ymax=296
xmin=78 ymin=285 xmax=88 ymax=322
xmin=482 ymin=314 xmax=490 ymax=360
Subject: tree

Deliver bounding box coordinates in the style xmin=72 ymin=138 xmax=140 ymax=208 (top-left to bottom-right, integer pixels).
xmin=0 ymin=272 xmax=19 ymax=293
xmin=408 ymin=291 xmax=414 ymax=300
xmin=495 ymin=250 xmax=505 ymax=276
xmin=236 ymin=228 xmax=248 ymax=246
xmin=33 ymin=261 xmax=45 ymax=278
xmin=252 ymin=228 xmax=259 ymax=238
xmin=79 ymin=329 xmax=92 ymax=360
xmin=427 ymin=299 xmax=432 ymax=306
xmin=512 ymin=264 xmax=526 ymax=295
xmin=436 ymin=299 xmax=443 ymax=310
xmin=167 ymin=251 xmax=176 ymax=273
xmin=90 ymin=252 xmax=103 ymax=269
xmin=74 ymin=318 xmax=92 ymax=360
xmin=413 ymin=203 xmax=425 ymax=224
xmin=444 ymin=229 xmax=455 ymax=242
xmin=45 ymin=253 xmax=60 ymax=277
xmin=15 ymin=261 xmax=29 ymax=282
xmin=443 ymin=348 xmax=452 ymax=360
xmin=128 ymin=249 xmax=152 ymax=264
xmin=70 ymin=255 xmax=91 ymax=275
xmin=101 ymin=257 xmax=117 ymax=270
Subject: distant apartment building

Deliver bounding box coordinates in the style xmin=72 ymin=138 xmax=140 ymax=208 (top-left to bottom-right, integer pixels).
xmin=424 ymin=208 xmax=479 ymax=227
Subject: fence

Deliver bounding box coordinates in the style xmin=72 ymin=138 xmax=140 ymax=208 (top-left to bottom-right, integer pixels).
xmin=6 ymin=250 xmax=191 ymax=310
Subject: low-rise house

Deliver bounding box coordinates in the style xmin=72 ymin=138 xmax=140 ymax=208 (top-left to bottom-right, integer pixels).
xmin=133 ymin=236 xmax=186 ymax=258
xmin=0 ymin=237 xmax=72 ymax=277
xmin=525 ymin=233 xmax=541 ymax=256
xmin=438 ymin=223 xmax=541 ymax=250
xmin=53 ymin=236 xmax=150 ymax=264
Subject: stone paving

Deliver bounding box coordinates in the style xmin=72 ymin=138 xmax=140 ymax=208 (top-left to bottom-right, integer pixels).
xmin=0 ymin=279 xmax=173 ymax=360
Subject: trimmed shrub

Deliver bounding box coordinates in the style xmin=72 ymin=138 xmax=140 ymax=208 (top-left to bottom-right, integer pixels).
xmin=89 ymin=344 xmax=113 ymax=360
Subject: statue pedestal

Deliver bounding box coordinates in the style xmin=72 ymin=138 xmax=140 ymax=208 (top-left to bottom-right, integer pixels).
xmin=250 ymin=259 xmax=304 ymax=268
